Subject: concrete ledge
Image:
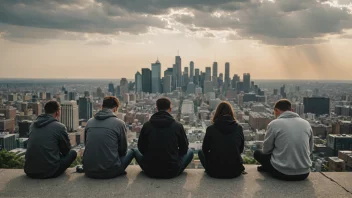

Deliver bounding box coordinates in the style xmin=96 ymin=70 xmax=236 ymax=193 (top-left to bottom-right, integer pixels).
xmin=0 ymin=166 xmax=351 ymax=198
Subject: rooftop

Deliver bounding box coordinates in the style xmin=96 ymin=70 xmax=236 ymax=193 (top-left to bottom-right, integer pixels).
xmin=0 ymin=166 xmax=351 ymax=198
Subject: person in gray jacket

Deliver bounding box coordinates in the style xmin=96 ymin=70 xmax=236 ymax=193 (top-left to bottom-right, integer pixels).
xmin=254 ymin=99 xmax=313 ymax=181
xmin=83 ymin=96 xmax=134 ymax=179
xmin=25 ymin=101 xmax=77 ymax=179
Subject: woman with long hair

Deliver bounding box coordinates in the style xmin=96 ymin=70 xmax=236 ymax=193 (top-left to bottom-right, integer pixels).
xmin=199 ymin=101 xmax=245 ymax=178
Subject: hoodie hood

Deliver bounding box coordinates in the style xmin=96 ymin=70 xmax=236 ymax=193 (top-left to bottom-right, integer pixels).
xmin=34 ymin=114 xmax=58 ymax=128
xmin=278 ymin=111 xmax=300 ymax=119
xmin=94 ymin=108 xmax=117 ymax=120
xmin=149 ymin=111 xmax=175 ymax=128
xmin=214 ymin=116 xmax=238 ymax=134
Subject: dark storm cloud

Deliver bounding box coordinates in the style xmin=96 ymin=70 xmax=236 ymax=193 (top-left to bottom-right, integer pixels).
xmin=0 ymin=0 xmax=352 ymax=46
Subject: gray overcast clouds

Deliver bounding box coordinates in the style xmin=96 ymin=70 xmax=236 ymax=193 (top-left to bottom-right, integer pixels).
xmin=0 ymin=0 xmax=352 ymax=45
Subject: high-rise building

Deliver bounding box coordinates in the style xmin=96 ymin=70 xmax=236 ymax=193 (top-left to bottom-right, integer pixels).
xmin=108 ymin=82 xmax=115 ymax=95
xmin=327 ymin=134 xmax=352 ymax=154
xmin=19 ymin=120 xmax=32 ymax=138
xmin=96 ymin=87 xmax=104 ymax=98
xmin=142 ymin=68 xmax=152 ymax=93
xmin=205 ymin=67 xmax=211 ymax=82
xmin=186 ymin=82 xmax=196 ymax=94
xmin=60 ymin=101 xmax=79 ymax=132
xmin=304 ymin=97 xmax=330 ymax=115
xmin=232 ymin=74 xmax=240 ymax=90
xmin=78 ymin=97 xmax=92 ymax=121
xmin=68 ymin=92 xmax=76 ymax=101
xmin=225 ymin=62 xmax=230 ymax=88
xmin=163 ymin=75 xmax=172 ymax=93
xmin=195 ymin=69 xmax=200 ymax=85
xmin=30 ymin=102 xmax=42 ymax=116
xmin=190 ymin=61 xmax=194 ymax=82
xmin=120 ymin=78 xmax=129 ymax=97
xmin=115 ymin=86 xmax=121 ymax=97
xmin=243 ymin=73 xmax=251 ymax=93
xmin=175 ymin=56 xmax=182 ymax=88
xmin=46 ymin=92 xmax=52 ymax=100
xmin=151 ymin=60 xmax=162 ymax=93
xmin=204 ymin=81 xmax=213 ymax=94
xmin=183 ymin=67 xmax=189 ymax=87
xmin=135 ymin=72 xmax=142 ymax=93
xmin=212 ymin=62 xmax=218 ymax=86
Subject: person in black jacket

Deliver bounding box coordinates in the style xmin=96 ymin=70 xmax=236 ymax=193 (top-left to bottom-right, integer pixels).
xmin=25 ymin=101 xmax=77 ymax=179
xmin=198 ymin=101 xmax=245 ymax=178
xmin=134 ymin=97 xmax=193 ymax=178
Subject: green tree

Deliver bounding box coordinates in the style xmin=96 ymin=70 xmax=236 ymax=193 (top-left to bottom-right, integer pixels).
xmin=0 ymin=150 xmax=25 ymax=169
xmin=242 ymin=156 xmax=258 ymax=165
xmin=69 ymin=156 xmax=82 ymax=168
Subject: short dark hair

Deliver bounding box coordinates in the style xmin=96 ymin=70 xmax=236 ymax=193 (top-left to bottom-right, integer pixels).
xmin=102 ymin=96 xmax=120 ymax=109
xmin=44 ymin=101 xmax=60 ymax=114
xmin=274 ymin=99 xmax=292 ymax=111
xmin=156 ymin=97 xmax=171 ymax=111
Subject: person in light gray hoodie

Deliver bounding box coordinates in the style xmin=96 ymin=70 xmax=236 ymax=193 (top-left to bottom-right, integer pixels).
xmin=83 ymin=96 xmax=134 ymax=179
xmin=25 ymin=101 xmax=77 ymax=179
xmin=254 ymin=99 xmax=313 ymax=181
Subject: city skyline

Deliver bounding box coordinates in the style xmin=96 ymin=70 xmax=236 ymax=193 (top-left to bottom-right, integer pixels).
xmin=1 ymin=1 xmax=352 ymax=80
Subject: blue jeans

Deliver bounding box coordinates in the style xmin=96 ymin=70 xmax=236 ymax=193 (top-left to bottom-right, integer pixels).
xmin=133 ymin=149 xmax=194 ymax=175
xmin=119 ymin=149 xmax=135 ymax=171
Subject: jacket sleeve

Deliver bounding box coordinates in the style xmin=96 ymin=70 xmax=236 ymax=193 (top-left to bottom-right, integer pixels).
xmin=138 ymin=123 xmax=149 ymax=155
xmin=238 ymin=125 xmax=245 ymax=154
xmin=202 ymin=127 xmax=211 ymax=154
xmin=309 ymin=127 xmax=314 ymax=154
xmin=177 ymin=124 xmax=189 ymax=156
xmin=263 ymin=123 xmax=275 ymax=154
xmin=118 ymin=123 xmax=128 ymax=156
xmin=59 ymin=125 xmax=71 ymax=156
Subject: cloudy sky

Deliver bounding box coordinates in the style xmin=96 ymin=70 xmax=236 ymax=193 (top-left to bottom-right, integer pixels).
xmin=1 ymin=0 xmax=352 ymax=80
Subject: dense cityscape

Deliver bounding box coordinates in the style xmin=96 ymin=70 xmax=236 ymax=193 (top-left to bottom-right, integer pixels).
xmin=0 ymin=55 xmax=352 ymax=172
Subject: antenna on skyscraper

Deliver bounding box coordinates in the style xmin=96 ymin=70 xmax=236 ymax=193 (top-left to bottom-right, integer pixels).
xmin=177 ymin=50 xmax=179 ymax=56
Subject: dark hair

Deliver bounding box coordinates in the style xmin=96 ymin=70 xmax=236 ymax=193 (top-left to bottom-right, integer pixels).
xmin=212 ymin=101 xmax=236 ymax=123
xmin=156 ymin=97 xmax=171 ymax=111
xmin=274 ymin=99 xmax=292 ymax=111
xmin=102 ymin=96 xmax=120 ymax=109
xmin=44 ymin=101 xmax=60 ymax=114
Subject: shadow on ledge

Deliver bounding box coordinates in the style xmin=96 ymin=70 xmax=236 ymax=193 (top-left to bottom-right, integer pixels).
xmin=0 ymin=166 xmax=351 ymax=198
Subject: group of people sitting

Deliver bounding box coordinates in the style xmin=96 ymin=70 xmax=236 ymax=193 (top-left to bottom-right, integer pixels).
xmin=24 ymin=96 xmax=313 ymax=181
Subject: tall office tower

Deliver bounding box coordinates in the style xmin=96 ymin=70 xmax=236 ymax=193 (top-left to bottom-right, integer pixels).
xmin=46 ymin=92 xmax=52 ymax=100
xmin=31 ymin=102 xmax=42 ymax=116
xmin=212 ymin=62 xmax=218 ymax=86
xmin=186 ymin=82 xmax=196 ymax=94
xmin=175 ymin=56 xmax=182 ymax=88
xmin=0 ymin=133 xmax=16 ymax=151
xmin=40 ymin=92 xmax=46 ymax=100
xmin=232 ymin=74 xmax=240 ymax=90
xmin=78 ymin=97 xmax=92 ymax=120
xmin=142 ymin=68 xmax=152 ymax=93
xmin=68 ymin=92 xmax=76 ymax=101
xmin=172 ymin=64 xmax=177 ymax=90
xmin=190 ymin=61 xmax=194 ymax=83
xmin=280 ymin=84 xmax=286 ymax=98
xmin=205 ymin=67 xmax=211 ymax=82
xmin=116 ymin=86 xmax=121 ymax=97
xmin=243 ymin=73 xmax=251 ymax=93
xmin=60 ymin=101 xmax=79 ymax=132
xmin=151 ymin=60 xmax=162 ymax=93
xmin=164 ymin=68 xmax=173 ymax=77
xmin=8 ymin=94 xmax=17 ymax=102
xmin=120 ymin=78 xmax=129 ymax=96
xmin=183 ymin=67 xmax=189 ymax=87
xmin=96 ymin=87 xmax=104 ymax=98
xmin=84 ymin=91 xmax=90 ymax=97
xmin=204 ymin=81 xmax=213 ymax=94
xmin=135 ymin=72 xmax=142 ymax=93
xmin=163 ymin=75 xmax=172 ymax=93
xmin=195 ymin=69 xmax=200 ymax=85
xmin=108 ymin=82 xmax=115 ymax=95
xmin=251 ymin=81 xmax=255 ymax=92
xmin=304 ymin=97 xmax=330 ymax=116
xmin=225 ymin=62 xmax=230 ymax=88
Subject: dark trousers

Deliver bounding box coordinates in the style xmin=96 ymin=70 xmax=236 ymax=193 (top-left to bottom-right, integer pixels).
xmin=254 ymin=150 xmax=309 ymax=181
xmin=51 ymin=150 xmax=77 ymax=178
xmin=86 ymin=149 xmax=135 ymax=179
xmin=134 ymin=149 xmax=194 ymax=175
xmin=198 ymin=150 xmax=207 ymax=169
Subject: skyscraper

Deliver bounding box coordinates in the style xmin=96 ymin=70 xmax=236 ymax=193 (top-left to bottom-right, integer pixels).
xmin=243 ymin=73 xmax=251 ymax=93
xmin=304 ymin=97 xmax=330 ymax=116
xmin=30 ymin=102 xmax=42 ymax=116
xmin=108 ymin=82 xmax=115 ymax=95
xmin=183 ymin=67 xmax=189 ymax=87
xmin=205 ymin=67 xmax=211 ymax=82
xmin=232 ymin=74 xmax=240 ymax=90
xmin=175 ymin=56 xmax=182 ymax=88
xmin=60 ymin=101 xmax=79 ymax=132
xmin=212 ymin=62 xmax=218 ymax=86
xmin=190 ymin=61 xmax=194 ymax=83
xmin=78 ymin=97 xmax=92 ymax=121
xmin=164 ymin=68 xmax=173 ymax=77
xmin=142 ymin=68 xmax=152 ymax=93
xmin=225 ymin=62 xmax=230 ymax=89
xmin=195 ymin=68 xmax=200 ymax=85
xmin=151 ymin=60 xmax=161 ymax=93
xmin=120 ymin=78 xmax=129 ymax=96
xmin=163 ymin=75 xmax=172 ymax=93
xmin=135 ymin=72 xmax=142 ymax=93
